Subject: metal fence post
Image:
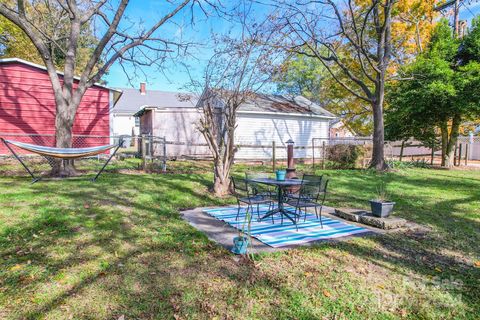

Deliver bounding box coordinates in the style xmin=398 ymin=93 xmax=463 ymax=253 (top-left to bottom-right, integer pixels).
xmin=322 ymin=141 xmax=326 ymax=170
xmin=272 ymin=141 xmax=276 ymax=172
xmin=162 ymin=136 xmax=167 ymax=172
xmin=430 ymin=141 xmax=435 ymax=165
xmin=465 ymin=143 xmax=469 ymax=166
xmin=141 ymin=134 xmax=146 ymax=170
xmin=149 ymin=136 xmax=153 ymax=162
xmin=311 ymin=139 xmax=315 ymax=170
xmin=399 ymin=140 xmax=405 ymax=162
xmin=458 ymin=143 xmax=463 ymax=166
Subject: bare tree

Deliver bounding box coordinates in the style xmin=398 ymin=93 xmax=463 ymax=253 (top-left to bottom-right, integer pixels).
xmin=189 ymin=28 xmax=278 ymax=196
xmin=0 ymin=0 xmax=210 ymax=176
xmin=274 ymin=0 xmax=397 ymax=170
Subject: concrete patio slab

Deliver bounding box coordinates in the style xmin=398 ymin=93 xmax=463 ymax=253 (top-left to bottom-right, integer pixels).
xmin=180 ymin=205 xmax=380 ymax=253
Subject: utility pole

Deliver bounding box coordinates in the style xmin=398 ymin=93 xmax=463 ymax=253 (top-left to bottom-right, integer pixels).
xmin=454 ymin=0 xmax=460 ymax=36
xmin=434 ymin=0 xmax=464 ymax=36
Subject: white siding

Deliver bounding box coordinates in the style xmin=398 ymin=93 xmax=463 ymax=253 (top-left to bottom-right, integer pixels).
xmin=145 ymin=109 xmax=332 ymax=159
xmin=112 ymin=114 xmax=139 ymax=136
xmin=234 ymin=113 xmax=330 ymax=160
xmin=153 ymin=110 xmax=209 ymax=157
xmin=471 ymin=143 xmax=480 ymax=160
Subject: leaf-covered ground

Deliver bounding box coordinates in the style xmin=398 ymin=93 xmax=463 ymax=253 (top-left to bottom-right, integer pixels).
xmin=0 ymin=160 xmax=479 ymax=319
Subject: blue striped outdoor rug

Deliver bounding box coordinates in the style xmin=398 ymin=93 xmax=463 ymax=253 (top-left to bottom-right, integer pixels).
xmin=203 ymin=205 xmax=371 ymax=248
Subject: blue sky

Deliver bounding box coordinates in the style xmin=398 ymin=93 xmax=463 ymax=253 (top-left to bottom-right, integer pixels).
xmin=103 ymin=0 xmax=260 ymax=92
xmin=103 ymin=0 xmax=480 ymax=92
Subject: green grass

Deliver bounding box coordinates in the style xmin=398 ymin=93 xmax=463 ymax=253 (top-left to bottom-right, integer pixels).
xmin=0 ymin=160 xmax=479 ymax=319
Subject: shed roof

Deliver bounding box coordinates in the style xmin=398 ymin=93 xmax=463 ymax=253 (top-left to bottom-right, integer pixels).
xmin=237 ymin=93 xmax=335 ymax=118
xmin=132 ymin=90 xmax=336 ymax=119
xmin=114 ymin=88 xmax=197 ymax=114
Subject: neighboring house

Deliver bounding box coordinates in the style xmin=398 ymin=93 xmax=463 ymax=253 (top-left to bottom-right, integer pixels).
xmin=134 ymin=90 xmax=336 ymax=159
xmin=329 ymin=119 xmax=355 ymax=138
xmin=0 ymin=58 xmax=121 ymax=154
xmin=112 ymin=83 xmax=148 ymax=136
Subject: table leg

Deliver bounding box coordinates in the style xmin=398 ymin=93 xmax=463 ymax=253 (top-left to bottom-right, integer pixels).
xmin=258 ymin=186 xmax=298 ymax=227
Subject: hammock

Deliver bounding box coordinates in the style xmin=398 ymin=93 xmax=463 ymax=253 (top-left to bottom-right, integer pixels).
xmin=1 ymin=138 xmax=122 ymax=183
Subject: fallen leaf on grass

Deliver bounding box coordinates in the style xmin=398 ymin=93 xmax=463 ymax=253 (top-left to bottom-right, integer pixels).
xmin=10 ymin=264 xmax=23 ymax=271
xmin=399 ymin=309 xmax=408 ymax=317
xmin=323 ymin=290 xmax=331 ymax=298
xmin=474 ymin=261 xmax=480 ymax=268
xmin=435 ymin=267 xmax=442 ymax=273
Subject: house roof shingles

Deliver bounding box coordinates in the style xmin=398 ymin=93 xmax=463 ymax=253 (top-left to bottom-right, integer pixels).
xmin=113 ymin=88 xmax=197 ymax=114
xmin=119 ymin=87 xmax=335 ymax=119
xmin=238 ymin=93 xmax=335 ymax=118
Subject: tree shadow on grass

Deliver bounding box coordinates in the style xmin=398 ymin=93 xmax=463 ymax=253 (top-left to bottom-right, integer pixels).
xmin=304 ymin=233 xmax=480 ymax=317
xmin=323 ymin=169 xmax=480 ymax=254
xmin=1 ymin=168 xmax=479 ymax=318
xmin=0 ymin=172 xmax=233 ymax=318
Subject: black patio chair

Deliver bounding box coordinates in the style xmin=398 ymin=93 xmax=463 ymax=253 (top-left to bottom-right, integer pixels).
xmin=231 ymin=176 xmax=274 ymax=221
xmin=286 ymin=174 xmax=329 ymax=227
xmin=245 ymin=171 xmax=276 ymax=223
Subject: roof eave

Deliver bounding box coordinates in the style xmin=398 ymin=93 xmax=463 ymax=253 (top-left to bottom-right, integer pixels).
xmin=133 ymin=105 xmax=160 ymax=117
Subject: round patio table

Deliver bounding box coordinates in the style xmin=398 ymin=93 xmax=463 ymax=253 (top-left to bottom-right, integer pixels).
xmin=249 ymin=178 xmax=304 ymax=225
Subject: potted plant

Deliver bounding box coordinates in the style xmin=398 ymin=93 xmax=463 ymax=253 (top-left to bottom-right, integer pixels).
xmin=232 ymin=209 xmax=252 ymax=255
xmin=369 ymin=182 xmax=395 ymax=218
xmin=275 ymin=169 xmax=286 ymax=181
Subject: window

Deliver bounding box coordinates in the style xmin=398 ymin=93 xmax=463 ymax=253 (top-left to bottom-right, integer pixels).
xmin=135 ymin=117 xmax=140 ymax=127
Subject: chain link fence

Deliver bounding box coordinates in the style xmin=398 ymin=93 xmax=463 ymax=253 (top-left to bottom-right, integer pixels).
xmin=311 ymin=136 xmax=480 ymax=168
xmin=1 ymin=133 xmax=478 ymax=178
xmin=0 ymin=133 xmax=169 ymax=177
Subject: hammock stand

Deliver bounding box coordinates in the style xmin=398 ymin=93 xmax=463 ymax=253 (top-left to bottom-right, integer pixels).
xmin=1 ymin=138 xmax=123 ymax=183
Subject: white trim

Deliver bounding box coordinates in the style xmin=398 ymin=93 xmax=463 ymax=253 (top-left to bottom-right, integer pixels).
xmin=113 ymin=111 xmax=139 ymax=116
xmin=0 ymin=58 xmax=122 ymax=93
xmin=109 ymin=90 xmax=114 ymax=150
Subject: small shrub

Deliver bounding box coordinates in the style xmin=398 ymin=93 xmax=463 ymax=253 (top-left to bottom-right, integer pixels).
xmin=326 ymin=144 xmax=365 ymax=169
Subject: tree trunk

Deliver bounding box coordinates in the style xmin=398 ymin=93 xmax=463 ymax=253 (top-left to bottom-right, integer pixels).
xmin=51 ymin=101 xmax=78 ymax=176
xmin=370 ymin=97 xmax=387 ymax=170
xmin=213 ymin=159 xmax=231 ymax=196
xmin=440 ymin=123 xmax=448 ymax=167
xmin=444 ymin=114 xmax=461 ymax=168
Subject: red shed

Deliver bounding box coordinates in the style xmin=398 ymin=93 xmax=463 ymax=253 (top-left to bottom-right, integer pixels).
xmin=0 ymin=58 xmax=122 ymax=154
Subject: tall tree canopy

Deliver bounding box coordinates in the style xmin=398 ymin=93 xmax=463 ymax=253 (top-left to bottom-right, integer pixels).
xmin=0 ymin=15 xmax=40 ymax=63
xmin=0 ymin=1 xmax=98 ymax=71
xmin=274 ymin=0 xmax=439 ymax=138
xmin=387 ymin=18 xmax=480 ymax=167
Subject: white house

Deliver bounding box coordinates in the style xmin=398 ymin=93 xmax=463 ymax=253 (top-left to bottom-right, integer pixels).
xmin=112 ymin=83 xmax=164 ymax=136
xmin=329 ymin=119 xmax=356 ymax=138
xmin=134 ymin=90 xmax=336 ymax=160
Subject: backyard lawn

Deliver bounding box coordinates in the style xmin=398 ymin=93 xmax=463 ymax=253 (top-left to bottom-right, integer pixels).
xmin=0 ymin=161 xmax=479 ymax=319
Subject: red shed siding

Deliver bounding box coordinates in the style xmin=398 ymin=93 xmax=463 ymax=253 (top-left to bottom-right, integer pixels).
xmin=0 ymin=62 xmax=111 ymax=154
